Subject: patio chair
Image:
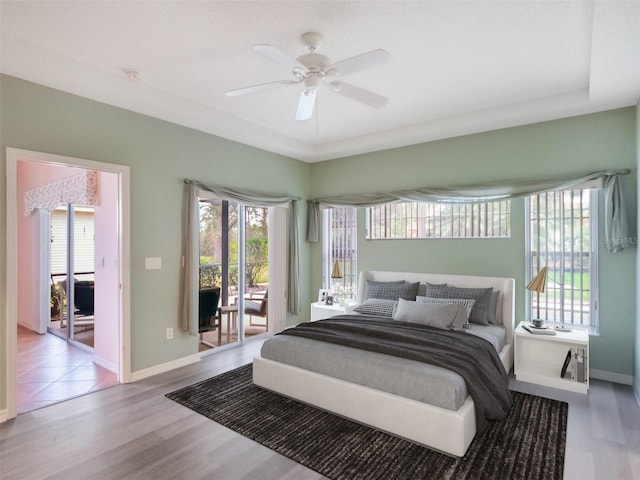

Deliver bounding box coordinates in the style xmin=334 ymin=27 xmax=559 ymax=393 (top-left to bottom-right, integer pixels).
xmin=244 ymin=289 xmax=268 ymax=330
xmin=199 ymin=287 xmax=222 ymax=347
xmin=57 ymin=278 xmax=95 ymax=327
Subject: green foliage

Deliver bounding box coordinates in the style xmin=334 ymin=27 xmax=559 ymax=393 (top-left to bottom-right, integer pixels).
xmin=50 ymin=283 xmax=63 ymax=316
xmin=198 ymin=202 xmax=269 ymax=289
xmin=246 ymin=237 xmax=268 ymax=287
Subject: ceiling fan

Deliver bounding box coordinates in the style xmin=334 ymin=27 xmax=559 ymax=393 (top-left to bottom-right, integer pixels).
xmin=226 ymin=32 xmax=391 ymax=121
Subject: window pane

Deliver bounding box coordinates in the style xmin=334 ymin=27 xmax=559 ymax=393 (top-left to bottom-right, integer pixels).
xmin=527 ymin=188 xmax=597 ymax=331
xmin=366 ymin=200 xmax=511 ymax=239
xmin=324 ymin=208 xmax=357 ymax=302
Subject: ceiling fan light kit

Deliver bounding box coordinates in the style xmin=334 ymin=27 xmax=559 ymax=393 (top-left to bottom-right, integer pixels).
xmin=226 ymin=32 xmax=391 ymax=121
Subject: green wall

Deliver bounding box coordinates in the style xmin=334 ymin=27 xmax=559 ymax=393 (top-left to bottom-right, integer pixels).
xmin=0 ymin=75 xmax=312 ymax=410
xmin=310 ymin=108 xmax=638 ymax=377
xmin=1 ymin=74 xmax=637 ymax=415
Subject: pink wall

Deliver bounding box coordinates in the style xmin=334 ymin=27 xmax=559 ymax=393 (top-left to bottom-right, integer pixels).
xmin=17 ymin=161 xmax=85 ymax=332
xmin=93 ymin=171 xmax=119 ymax=370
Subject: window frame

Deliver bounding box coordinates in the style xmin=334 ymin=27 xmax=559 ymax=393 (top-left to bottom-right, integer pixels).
xmin=322 ymin=207 xmax=357 ymax=301
xmin=365 ymin=200 xmax=511 ymax=239
xmin=525 ymin=187 xmax=599 ymax=333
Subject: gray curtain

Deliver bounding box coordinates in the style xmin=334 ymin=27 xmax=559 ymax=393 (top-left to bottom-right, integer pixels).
xmin=181 ymin=180 xmax=301 ymax=334
xmin=307 ymin=169 xmax=631 ymax=252
xmin=180 ymin=184 xmax=200 ymax=334
xmin=604 ymin=174 xmax=629 ymax=253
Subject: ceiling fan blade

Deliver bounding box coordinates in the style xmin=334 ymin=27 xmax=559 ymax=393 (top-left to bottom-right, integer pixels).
xmin=328 ymin=81 xmax=388 ymax=109
xmin=252 ymin=44 xmax=307 ymax=72
xmin=226 ymin=80 xmax=299 ymax=97
xmin=295 ymin=88 xmax=317 ymax=121
xmin=326 ymin=49 xmax=391 ymax=77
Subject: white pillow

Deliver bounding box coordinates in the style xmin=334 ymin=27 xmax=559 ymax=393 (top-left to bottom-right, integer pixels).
xmin=416 ymin=295 xmax=476 ymax=320
xmin=393 ymin=298 xmax=468 ymax=331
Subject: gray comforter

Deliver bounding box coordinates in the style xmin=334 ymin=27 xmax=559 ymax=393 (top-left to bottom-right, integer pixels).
xmin=278 ymin=315 xmax=512 ymax=432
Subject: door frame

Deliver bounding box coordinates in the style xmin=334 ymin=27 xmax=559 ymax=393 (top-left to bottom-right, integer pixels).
xmin=4 ymin=147 xmax=131 ymax=420
xmin=195 ymin=192 xmax=287 ymax=348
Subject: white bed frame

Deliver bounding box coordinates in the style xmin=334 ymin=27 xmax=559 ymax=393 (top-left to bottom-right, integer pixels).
xmin=253 ymin=271 xmax=515 ymax=457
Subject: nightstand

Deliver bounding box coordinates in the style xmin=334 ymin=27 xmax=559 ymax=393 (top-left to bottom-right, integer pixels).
xmin=310 ymin=301 xmax=356 ymax=321
xmin=514 ymin=321 xmax=589 ymax=394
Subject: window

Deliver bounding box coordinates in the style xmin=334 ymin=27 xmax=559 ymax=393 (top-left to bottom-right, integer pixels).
xmin=366 ymin=200 xmax=510 ymax=239
xmin=323 ymin=208 xmax=357 ymax=301
xmin=526 ymin=188 xmax=598 ymax=332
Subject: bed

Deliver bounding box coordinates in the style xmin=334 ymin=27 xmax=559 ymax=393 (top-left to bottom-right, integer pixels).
xmin=253 ymin=270 xmax=515 ymax=457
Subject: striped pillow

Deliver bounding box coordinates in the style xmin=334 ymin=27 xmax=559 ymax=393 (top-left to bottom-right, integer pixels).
xmin=364 ymin=280 xmax=420 ymax=301
xmin=353 ymin=298 xmax=399 ymax=317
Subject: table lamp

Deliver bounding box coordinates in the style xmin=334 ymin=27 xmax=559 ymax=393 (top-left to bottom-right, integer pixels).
xmin=331 ymin=260 xmax=343 ymax=280
xmin=526 ymin=266 xmax=548 ymax=323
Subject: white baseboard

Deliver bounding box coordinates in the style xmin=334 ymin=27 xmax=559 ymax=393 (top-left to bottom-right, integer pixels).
xmin=633 ymin=377 xmax=640 ymax=408
xmin=130 ymin=353 xmax=201 ymax=382
xmin=590 ymin=368 xmax=634 ymax=385
xmin=92 ymin=354 xmax=118 ymax=374
xmin=0 ymin=409 xmax=8 ymax=423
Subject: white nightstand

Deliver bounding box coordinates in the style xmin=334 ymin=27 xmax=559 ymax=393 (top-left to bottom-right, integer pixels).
xmin=310 ymin=301 xmax=356 ymax=321
xmin=514 ymin=321 xmax=589 ymax=394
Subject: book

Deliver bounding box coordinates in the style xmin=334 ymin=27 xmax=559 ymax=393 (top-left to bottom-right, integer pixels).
xmin=560 ymin=349 xmax=572 ymax=378
xmin=522 ymin=324 xmax=557 ymax=335
xmin=577 ymin=348 xmax=585 ymax=383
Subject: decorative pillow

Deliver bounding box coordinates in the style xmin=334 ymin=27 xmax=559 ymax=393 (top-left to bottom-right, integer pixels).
xmin=364 ymin=280 xmax=419 ymax=301
xmin=416 ymin=296 xmax=476 ymax=322
xmin=487 ymin=290 xmax=501 ymax=324
xmin=353 ymin=298 xmax=398 ymax=317
xmin=393 ymin=298 xmax=468 ymax=331
xmin=424 ymin=284 xmax=493 ymax=325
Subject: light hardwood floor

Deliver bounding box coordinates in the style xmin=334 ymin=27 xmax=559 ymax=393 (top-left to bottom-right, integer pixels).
xmin=1 ymin=339 xmax=639 ymax=480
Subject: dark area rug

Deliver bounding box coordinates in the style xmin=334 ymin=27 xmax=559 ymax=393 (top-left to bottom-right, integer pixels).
xmin=166 ymin=364 xmax=567 ymax=480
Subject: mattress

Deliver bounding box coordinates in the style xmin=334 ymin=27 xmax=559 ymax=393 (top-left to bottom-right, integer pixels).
xmin=260 ymin=321 xmax=507 ymax=412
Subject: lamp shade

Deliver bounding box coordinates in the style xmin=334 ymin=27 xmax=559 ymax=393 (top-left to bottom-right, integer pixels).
xmin=331 ymin=260 xmax=343 ymax=279
xmin=526 ymin=266 xmax=548 ymax=293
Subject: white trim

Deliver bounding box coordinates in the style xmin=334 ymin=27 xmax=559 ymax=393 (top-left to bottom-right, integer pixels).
xmin=5 ymin=153 xmax=18 ymax=420
xmin=4 ymin=148 xmax=131 ymax=422
xmin=129 ymin=353 xmax=201 ymax=382
xmin=0 ymin=409 xmax=7 ymax=423
xmin=633 ymin=377 xmax=640 ymax=409
xmin=38 ymin=211 xmax=50 ymax=334
xmin=589 ymin=368 xmax=634 ymax=386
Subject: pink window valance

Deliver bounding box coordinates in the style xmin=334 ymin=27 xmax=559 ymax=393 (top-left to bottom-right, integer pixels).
xmin=24 ymin=170 xmax=98 ymax=215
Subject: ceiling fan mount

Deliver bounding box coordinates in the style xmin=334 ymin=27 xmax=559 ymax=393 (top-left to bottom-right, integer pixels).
xmin=226 ymin=32 xmax=391 ymax=121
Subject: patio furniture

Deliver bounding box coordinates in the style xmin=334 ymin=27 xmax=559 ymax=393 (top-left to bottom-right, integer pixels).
xmin=245 ymin=289 xmax=268 ymax=330
xmin=199 ymin=287 xmax=222 ymax=347
xmin=220 ymin=304 xmax=238 ymax=344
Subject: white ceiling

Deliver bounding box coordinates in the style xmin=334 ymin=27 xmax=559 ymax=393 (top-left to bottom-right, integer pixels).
xmin=1 ymin=1 xmax=639 ymax=163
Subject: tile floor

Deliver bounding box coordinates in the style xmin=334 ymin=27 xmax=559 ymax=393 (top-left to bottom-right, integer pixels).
xmin=16 ymin=325 xmax=119 ymax=414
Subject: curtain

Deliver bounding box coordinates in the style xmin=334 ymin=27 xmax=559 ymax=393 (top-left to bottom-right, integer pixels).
xmin=306 ymin=169 xmax=631 ymax=253
xmin=604 ymin=174 xmax=629 ymax=253
xmin=181 ymin=180 xmax=301 ymax=334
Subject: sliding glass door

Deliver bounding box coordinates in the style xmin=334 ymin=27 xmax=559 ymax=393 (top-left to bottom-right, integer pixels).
xmin=48 ymin=204 xmax=96 ymax=349
xmin=198 ymin=196 xmax=270 ymax=350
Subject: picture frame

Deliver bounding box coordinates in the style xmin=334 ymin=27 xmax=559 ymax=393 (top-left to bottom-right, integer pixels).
xmin=325 ymin=295 xmax=334 ymax=306
xmin=318 ymin=289 xmax=330 ymax=303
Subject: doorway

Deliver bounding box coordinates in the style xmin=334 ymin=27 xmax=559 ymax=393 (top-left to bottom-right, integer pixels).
xmin=4 ymin=148 xmax=131 ymax=421
xmin=197 ymin=197 xmax=270 ymax=351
